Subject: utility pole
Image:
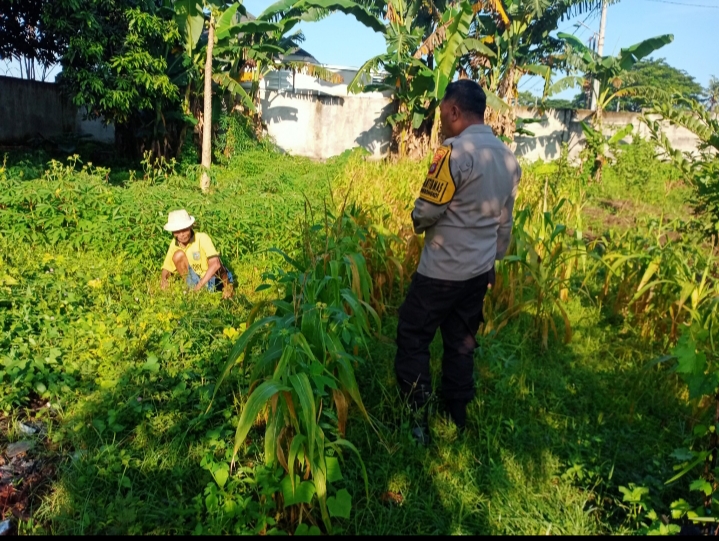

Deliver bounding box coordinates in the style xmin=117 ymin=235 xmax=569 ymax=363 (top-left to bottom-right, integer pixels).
xmin=591 ymin=0 xmax=608 ymax=111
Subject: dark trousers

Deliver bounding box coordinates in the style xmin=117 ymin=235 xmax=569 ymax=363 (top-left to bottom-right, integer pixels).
xmin=395 ymin=270 xmax=491 ymax=408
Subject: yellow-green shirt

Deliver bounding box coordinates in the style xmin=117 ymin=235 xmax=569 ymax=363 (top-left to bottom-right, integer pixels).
xmin=162 ymin=232 xmax=219 ymax=276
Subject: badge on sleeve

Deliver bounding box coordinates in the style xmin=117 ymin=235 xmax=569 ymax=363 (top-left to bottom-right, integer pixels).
xmin=420 ymin=145 xmax=455 ymax=205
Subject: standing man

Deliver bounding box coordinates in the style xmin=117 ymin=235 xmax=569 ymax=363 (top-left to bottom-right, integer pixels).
xmin=395 ymin=80 xmax=521 ymax=444
xmin=160 ymin=209 xmax=234 ymax=298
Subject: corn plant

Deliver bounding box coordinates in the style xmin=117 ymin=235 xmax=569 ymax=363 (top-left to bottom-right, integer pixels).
xmin=485 ymin=200 xmax=586 ymax=348
xmin=643 ymin=96 xmax=719 ymax=239
xmin=656 ymin=323 xmax=719 ymax=533
xmin=209 ymin=207 xmax=397 ymax=532
xmin=589 ymin=219 xmax=718 ymax=342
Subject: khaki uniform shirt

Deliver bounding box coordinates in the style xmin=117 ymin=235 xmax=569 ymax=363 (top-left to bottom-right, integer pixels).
xmin=411 ymin=124 xmax=522 ymax=281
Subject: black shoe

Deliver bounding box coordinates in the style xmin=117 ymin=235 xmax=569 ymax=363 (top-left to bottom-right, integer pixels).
xmin=444 ymin=400 xmax=467 ymax=431
xmin=410 ymin=408 xmax=431 ymax=446
xmin=411 ymin=424 xmax=431 ymax=446
xmin=408 ymin=391 xmax=432 ymax=446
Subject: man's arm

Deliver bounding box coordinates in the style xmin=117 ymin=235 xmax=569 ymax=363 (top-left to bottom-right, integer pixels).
xmin=412 ymin=199 xmax=450 ymax=234
xmin=161 ymin=269 xmax=172 ymax=289
xmin=160 ymin=244 xmax=176 ymax=289
xmin=193 ymin=256 xmax=222 ymax=291
xmin=412 ymin=144 xmax=462 ymax=234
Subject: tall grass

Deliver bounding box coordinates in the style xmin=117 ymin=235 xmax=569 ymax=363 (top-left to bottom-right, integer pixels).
xmin=1 ymin=136 xmax=718 ymax=534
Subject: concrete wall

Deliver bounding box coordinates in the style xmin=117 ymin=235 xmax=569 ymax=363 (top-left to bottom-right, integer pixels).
xmin=513 ymin=106 xmax=703 ymax=163
xmin=260 ymin=88 xmax=393 ymax=160
xmin=0 ymin=76 xmax=115 ymax=144
xmin=75 ymin=112 xmax=115 ymax=144
xmin=0 ymin=76 xmax=76 ymax=143
xmin=0 ymin=74 xmax=705 ymax=161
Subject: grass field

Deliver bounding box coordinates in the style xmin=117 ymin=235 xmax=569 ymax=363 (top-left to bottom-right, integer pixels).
xmin=0 ymin=132 xmax=716 ymax=535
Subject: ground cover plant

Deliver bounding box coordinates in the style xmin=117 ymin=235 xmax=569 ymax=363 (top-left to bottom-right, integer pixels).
xmin=1 ymin=120 xmax=718 ymax=534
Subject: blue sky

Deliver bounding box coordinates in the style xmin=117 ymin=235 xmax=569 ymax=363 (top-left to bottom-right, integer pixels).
xmin=4 ymin=0 xmax=715 ymax=94
xmin=244 ymin=0 xmax=719 ymax=98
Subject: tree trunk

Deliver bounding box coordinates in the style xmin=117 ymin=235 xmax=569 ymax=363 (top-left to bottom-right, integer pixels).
xmin=200 ymin=18 xmax=215 ymax=193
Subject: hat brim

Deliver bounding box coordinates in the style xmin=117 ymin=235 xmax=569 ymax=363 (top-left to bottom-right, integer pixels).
xmin=163 ymin=216 xmax=195 ymax=232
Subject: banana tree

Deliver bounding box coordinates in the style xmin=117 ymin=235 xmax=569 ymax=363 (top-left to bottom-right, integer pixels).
xmin=348 ymin=0 xmax=497 ymax=157
xmin=546 ymin=32 xmax=673 ymax=183
xmin=214 ymin=0 xmax=374 ymax=114
xmin=549 ymin=32 xmax=674 ymax=125
xmin=173 ymin=0 xmax=250 ymax=191
xmin=462 ymin=0 xmax=608 ymax=141
xmin=174 ymin=0 xmax=381 ymax=189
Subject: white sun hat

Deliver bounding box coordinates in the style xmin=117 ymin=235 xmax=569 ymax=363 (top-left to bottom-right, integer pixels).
xmin=164 ymin=209 xmax=196 ymax=232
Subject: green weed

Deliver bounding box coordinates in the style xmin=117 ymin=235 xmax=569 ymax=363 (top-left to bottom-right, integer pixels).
xmin=0 ymin=138 xmax=716 ymax=535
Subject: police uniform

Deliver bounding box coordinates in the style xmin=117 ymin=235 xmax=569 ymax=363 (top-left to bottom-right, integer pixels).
xmin=395 ymin=124 xmax=522 ymax=425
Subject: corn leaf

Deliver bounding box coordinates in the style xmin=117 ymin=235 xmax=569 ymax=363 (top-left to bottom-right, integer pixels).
xmin=287 ymin=433 xmax=306 ymax=493
xmin=207 ymin=316 xmax=274 ymax=413
xmin=232 ymin=380 xmax=290 ymax=463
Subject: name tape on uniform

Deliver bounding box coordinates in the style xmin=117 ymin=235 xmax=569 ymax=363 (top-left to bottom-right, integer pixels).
xmin=419 ymin=145 xmax=455 ymax=205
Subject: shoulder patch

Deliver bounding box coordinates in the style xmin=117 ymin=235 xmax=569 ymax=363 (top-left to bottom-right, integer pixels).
xmin=419 ymin=145 xmax=455 ymax=205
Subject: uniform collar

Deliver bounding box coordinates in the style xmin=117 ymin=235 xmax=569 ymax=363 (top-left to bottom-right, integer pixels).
xmin=460 ymin=124 xmax=493 ymax=136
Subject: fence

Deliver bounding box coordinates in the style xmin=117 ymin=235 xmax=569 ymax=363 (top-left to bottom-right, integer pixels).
xmin=0 ymin=76 xmax=114 ymax=145
xmin=0 ymin=75 xmax=703 ymax=161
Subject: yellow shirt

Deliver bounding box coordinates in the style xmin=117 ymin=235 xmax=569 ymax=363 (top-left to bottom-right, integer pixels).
xmin=162 ymin=232 xmax=219 ymax=276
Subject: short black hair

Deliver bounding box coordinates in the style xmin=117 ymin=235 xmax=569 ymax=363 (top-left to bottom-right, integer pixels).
xmin=443 ymin=79 xmax=487 ymax=119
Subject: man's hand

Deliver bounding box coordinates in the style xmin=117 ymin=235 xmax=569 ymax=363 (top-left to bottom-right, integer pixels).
xmin=488 ymin=267 xmax=496 ymax=290
xmin=222 ymin=283 xmax=234 ymax=300
xmin=160 ymin=270 xmax=170 ymax=290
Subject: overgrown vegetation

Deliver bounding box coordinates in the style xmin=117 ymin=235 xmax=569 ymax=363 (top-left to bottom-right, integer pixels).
xmin=1 ymin=118 xmax=718 ymax=534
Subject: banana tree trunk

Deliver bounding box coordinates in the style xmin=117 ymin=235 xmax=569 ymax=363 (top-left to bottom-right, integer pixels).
xmin=486 ymin=68 xmax=518 ymax=145
xmin=200 ymin=18 xmax=215 ymax=193
xmin=430 ymin=110 xmax=441 ymax=150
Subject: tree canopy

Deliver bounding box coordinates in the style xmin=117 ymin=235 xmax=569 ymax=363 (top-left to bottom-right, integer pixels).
xmin=614 ymin=58 xmax=704 ymax=112
xmin=0 ymin=0 xmax=65 ymax=79
xmin=44 ymin=0 xmax=185 ymax=157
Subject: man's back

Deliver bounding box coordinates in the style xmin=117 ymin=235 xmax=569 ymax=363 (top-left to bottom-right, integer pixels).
xmin=413 ymin=124 xmax=522 ymax=281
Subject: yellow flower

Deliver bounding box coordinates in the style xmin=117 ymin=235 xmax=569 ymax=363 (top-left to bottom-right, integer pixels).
xmin=87 ymin=278 xmax=102 ymax=289
xmin=223 ymin=327 xmax=240 ymax=340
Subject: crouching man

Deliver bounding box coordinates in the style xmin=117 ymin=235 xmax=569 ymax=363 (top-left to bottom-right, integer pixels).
xmin=160 ymin=209 xmax=234 ymax=299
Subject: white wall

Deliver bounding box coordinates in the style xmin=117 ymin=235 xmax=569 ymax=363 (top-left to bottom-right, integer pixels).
xmin=259 ymin=88 xmax=393 ymax=160
xmin=76 ymin=109 xmax=116 ymax=144
xmin=514 ymin=107 xmax=703 ymax=163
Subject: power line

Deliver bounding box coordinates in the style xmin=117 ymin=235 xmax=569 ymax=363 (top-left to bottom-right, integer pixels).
xmin=638 ymin=0 xmax=719 ymax=8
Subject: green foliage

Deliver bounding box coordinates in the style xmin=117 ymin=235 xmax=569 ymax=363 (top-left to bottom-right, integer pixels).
xmin=0 ymin=0 xmax=63 ymax=77
xmin=209 ymin=204 xmax=408 ymax=532
xmin=650 ymin=324 xmax=719 ymax=533
xmin=2 ymin=135 xmax=719 ymax=535
xmin=705 ymin=76 xmax=719 ymax=113
xmin=644 ymin=96 xmax=719 ymax=237
xmin=517 ymin=91 xmax=577 ymax=110
xmin=613 ymin=58 xmax=705 ymax=113
xmin=579 ymin=121 xmax=633 ymax=183
xmin=349 ymin=0 xmax=509 ymax=153
xmin=552 ymin=33 xmax=674 ymax=122
xmin=214 ymin=110 xmax=274 ymax=165
xmin=46 ymin=0 xmax=187 ymax=157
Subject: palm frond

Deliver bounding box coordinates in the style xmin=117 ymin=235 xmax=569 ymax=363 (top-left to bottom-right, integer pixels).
xmin=282 ymin=61 xmax=344 ymax=84
xmin=546 ymin=75 xmax=584 ymax=97
xmin=212 ymin=72 xmax=256 ymax=112
xmin=347 ymin=55 xmax=385 ymax=94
